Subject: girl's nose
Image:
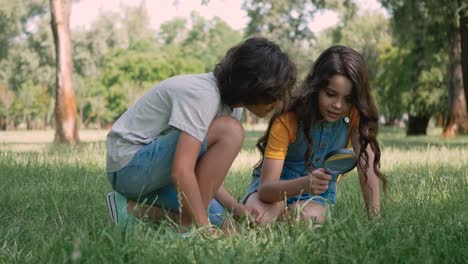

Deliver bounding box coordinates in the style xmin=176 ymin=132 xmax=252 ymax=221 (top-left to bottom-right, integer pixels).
xmin=333 ymin=99 xmax=343 ymax=109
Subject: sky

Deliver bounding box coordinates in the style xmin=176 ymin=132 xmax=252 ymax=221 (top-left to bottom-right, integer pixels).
xmin=70 ymin=0 xmax=388 ymax=34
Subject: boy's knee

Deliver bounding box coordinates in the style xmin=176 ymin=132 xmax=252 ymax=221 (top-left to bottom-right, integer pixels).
xmin=208 ymin=116 xmax=244 ymax=144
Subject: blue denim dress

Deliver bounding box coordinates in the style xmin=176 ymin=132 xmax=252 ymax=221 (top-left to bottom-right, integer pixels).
xmin=244 ymin=116 xmax=351 ymax=207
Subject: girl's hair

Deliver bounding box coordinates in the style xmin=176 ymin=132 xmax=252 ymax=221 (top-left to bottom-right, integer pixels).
xmin=214 ymin=37 xmax=297 ymax=106
xmin=256 ymin=45 xmax=386 ymax=191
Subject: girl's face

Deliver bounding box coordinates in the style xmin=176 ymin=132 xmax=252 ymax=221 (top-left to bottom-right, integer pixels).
xmin=318 ymin=75 xmax=353 ymax=122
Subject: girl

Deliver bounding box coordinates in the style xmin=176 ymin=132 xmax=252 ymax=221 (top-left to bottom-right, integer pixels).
xmin=243 ymin=45 xmax=386 ymax=224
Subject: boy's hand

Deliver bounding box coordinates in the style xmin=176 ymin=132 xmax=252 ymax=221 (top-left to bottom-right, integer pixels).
xmin=307 ymin=168 xmax=332 ymax=195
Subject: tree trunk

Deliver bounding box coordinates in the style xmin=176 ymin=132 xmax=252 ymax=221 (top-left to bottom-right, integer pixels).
xmin=407 ymin=115 xmax=430 ymax=135
xmin=460 ymin=9 xmax=468 ymax=110
xmin=435 ymin=113 xmax=444 ymax=127
xmin=50 ymin=0 xmax=78 ymax=144
xmin=406 ymin=4 xmax=428 ymax=136
xmin=5 ymin=111 xmax=9 ymax=130
xmin=443 ymin=22 xmax=467 ymax=137
xmin=13 ymin=115 xmax=18 ymax=129
xmin=79 ymin=102 xmax=84 ymax=126
xmin=26 ymin=114 xmax=32 ymax=130
xmin=0 ymin=116 xmax=5 ymax=130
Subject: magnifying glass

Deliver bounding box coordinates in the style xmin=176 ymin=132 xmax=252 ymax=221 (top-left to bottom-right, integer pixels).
xmin=323 ymin=148 xmax=357 ymax=175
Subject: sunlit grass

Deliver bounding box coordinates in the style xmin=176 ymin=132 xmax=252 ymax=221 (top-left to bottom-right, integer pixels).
xmin=0 ymin=128 xmax=467 ymax=263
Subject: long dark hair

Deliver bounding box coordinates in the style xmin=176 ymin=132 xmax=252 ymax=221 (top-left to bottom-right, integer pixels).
xmin=255 ymin=45 xmax=386 ymax=191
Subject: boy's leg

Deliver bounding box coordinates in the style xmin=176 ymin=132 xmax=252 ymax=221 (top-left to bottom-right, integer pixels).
xmin=109 ymin=116 xmax=243 ymax=226
xmin=107 ymin=130 xmax=187 ymax=226
xmin=193 ymin=116 xmax=244 ymax=211
xmin=126 ymin=196 xmax=228 ymax=229
xmin=127 ymin=200 xmax=178 ymax=222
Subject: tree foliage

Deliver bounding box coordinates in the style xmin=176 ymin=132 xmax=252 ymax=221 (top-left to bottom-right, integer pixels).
xmin=0 ymin=0 xmax=461 ymax=135
xmin=380 ymin=0 xmax=466 ymax=135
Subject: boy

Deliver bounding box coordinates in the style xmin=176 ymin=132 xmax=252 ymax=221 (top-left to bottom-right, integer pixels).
xmin=106 ymin=37 xmax=297 ymax=231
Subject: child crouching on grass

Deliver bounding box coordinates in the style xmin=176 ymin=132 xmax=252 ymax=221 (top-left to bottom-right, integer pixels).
xmin=105 ymin=37 xmax=297 ymax=234
xmin=241 ymin=45 xmax=386 ymax=224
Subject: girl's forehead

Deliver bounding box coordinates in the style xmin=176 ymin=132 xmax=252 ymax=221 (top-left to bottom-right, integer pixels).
xmin=326 ymin=75 xmax=353 ymax=94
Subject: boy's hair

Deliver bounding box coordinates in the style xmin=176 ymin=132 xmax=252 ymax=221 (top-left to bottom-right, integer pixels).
xmin=213 ymin=37 xmax=297 ymax=106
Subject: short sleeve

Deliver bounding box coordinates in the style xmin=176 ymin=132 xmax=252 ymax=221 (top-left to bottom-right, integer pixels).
xmin=264 ymin=113 xmax=297 ymax=160
xmin=168 ymin=89 xmax=219 ymax=142
xmin=231 ymin=108 xmax=243 ymax=121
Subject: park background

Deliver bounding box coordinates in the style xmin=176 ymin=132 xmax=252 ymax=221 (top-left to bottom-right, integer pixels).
xmin=0 ymin=0 xmax=467 ymax=263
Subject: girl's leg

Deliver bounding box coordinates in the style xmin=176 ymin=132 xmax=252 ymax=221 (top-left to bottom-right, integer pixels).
xmin=244 ymin=192 xmax=286 ymax=224
xmin=286 ymin=200 xmax=326 ymax=224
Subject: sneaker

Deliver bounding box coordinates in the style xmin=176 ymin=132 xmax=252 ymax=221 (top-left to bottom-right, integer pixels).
xmin=106 ymin=191 xmax=135 ymax=226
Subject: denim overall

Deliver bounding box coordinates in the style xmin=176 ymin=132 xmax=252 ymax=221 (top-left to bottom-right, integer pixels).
xmin=244 ymin=116 xmax=351 ymax=207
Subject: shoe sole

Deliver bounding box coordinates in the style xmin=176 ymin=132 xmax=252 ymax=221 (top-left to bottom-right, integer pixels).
xmin=106 ymin=192 xmax=118 ymax=224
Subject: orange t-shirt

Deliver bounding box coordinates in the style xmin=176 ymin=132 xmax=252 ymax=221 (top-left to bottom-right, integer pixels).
xmin=264 ymin=108 xmax=360 ymax=160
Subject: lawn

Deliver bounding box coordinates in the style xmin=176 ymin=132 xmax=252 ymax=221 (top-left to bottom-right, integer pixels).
xmin=0 ymin=127 xmax=467 ymax=263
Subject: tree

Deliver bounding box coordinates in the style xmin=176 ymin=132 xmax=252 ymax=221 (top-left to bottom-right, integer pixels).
xmin=158 ymin=18 xmax=187 ymax=45
xmin=380 ymin=0 xmax=467 ymax=136
xmin=121 ymin=4 xmax=155 ymax=49
xmin=72 ymin=12 xmax=126 ymax=127
xmin=0 ymin=85 xmax=14 ymax=130
xmin=50 ymin=0 xmax=78 ymax=143
xmin=444 ymin=8 xmax=466 ymax=137
xmin=181 ymin=13 xmax=242 ymax=71
xmin=0 ymin=1 xmax=54 ymax=130
xmin=338 ymin=13 xmax=391 ymax=82
xmin=243 ymin=0 xmax=358 ymax=73
xmin=461 ymin=9 xmax=468 ymax=110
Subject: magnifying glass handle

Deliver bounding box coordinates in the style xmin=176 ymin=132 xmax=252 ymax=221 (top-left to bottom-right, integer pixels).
xmin=324 ymin=169 xmax=339 ymax=181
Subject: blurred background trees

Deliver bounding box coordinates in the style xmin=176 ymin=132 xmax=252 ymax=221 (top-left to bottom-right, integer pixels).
xmin=0 ymin=0 xmax=466 ymax=137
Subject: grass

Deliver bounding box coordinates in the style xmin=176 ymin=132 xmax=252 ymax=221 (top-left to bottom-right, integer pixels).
xmin=0 ymin=127 xmax=467 ymax=263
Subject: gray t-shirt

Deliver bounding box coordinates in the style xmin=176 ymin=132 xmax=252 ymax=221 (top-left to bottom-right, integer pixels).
xmin=106 ymin=73 xmax=243 ymax=172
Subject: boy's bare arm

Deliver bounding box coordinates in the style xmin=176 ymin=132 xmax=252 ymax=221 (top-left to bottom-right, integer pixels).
xmin=215 ymin=185 xmax=239 ymax=211
xmin=215 ymin=184 xmax=256 ymax=219
xmin=172 ymin=132 xmax=210 ymax=226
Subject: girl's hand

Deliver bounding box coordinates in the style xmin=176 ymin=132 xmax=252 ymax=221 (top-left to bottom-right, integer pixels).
xmin=307 ymin=168 xmax=332 ymax=195
xmin=232 ymin=203 xmax=258 ymax=223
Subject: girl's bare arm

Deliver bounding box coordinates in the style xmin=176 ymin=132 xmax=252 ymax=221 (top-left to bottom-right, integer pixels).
xmin=351 ymin=128 xmax=381 ymax=217
xmin=258 ymin=158 xmax=329 ymax=203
